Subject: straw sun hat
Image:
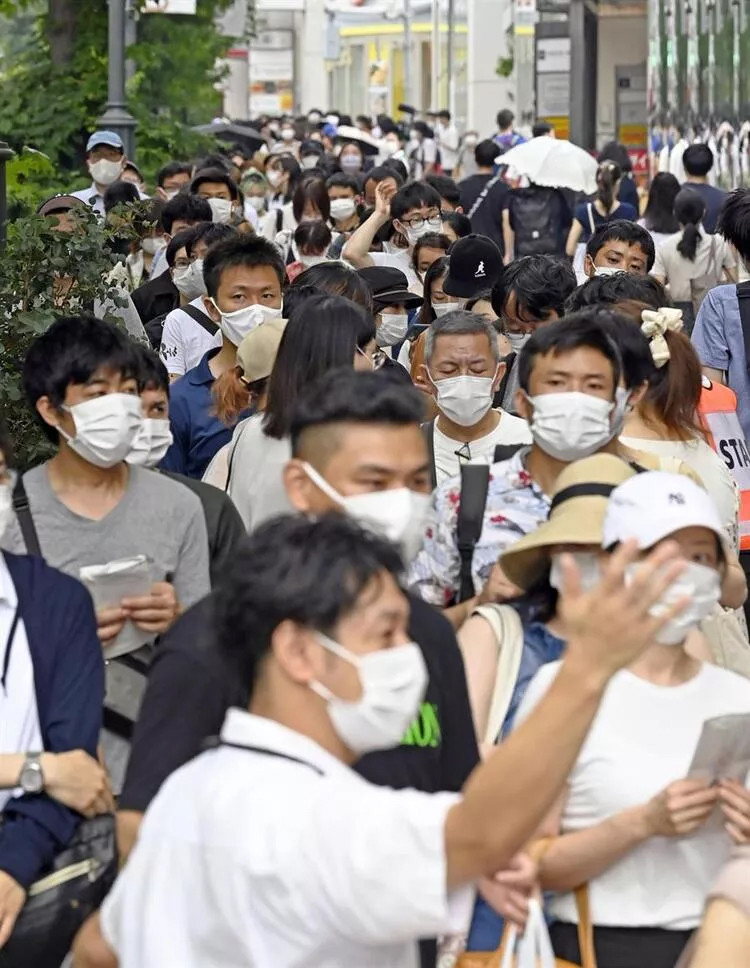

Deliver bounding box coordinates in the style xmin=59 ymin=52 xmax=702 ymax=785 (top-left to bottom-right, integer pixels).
xmin=500 ymin=454 xmax=638 ymax=591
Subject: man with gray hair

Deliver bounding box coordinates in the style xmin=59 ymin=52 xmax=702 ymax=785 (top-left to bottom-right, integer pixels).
xmin=419 ymin=310 xmax=531 ymax=487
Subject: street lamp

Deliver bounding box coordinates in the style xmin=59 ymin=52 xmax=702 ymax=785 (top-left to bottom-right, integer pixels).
xmin=96 ymin=0 xmax=137 ymax=158
xmin=0 ymin=141 xmax=15 ymax=248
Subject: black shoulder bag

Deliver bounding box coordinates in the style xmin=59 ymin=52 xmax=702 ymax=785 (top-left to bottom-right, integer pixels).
xmin=6 ymin=483 xmax=116 ymax=968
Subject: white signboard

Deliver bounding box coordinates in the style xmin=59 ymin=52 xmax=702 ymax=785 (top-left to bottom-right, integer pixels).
xmin=536 ymin=37 xmax=570 ymax=74
xmin=143 ymin=0 xmax=197 ymax=13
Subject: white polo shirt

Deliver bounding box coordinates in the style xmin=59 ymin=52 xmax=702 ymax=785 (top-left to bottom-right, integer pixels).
xmin=101 ymin=708 xmax=472 ymax=967
xmin=160 ymin=297 xmax=222 ymax=377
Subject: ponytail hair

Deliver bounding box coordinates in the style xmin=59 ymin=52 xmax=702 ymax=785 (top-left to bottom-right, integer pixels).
xmin=674 ymin=188 xmax=706 ymax=262
xmin=641 ymin=328 xmax=705 ymax=441
xmin=596 ymin=161 xmax=621 ymax=212
xmin=211 ymin=367 xmax=269 ymax=426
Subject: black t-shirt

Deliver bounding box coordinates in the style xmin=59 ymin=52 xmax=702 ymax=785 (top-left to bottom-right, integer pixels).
xmin=459 ymin=173 xmax=509 ymax=253
xmin=683 ymin=181 xmax=726 ymax=234
xmin=131 ymin=272 xmax=179 ymax=326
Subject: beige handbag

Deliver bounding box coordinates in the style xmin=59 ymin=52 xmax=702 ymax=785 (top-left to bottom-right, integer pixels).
xmin=472 ymin=604 xmax=525 ymax=746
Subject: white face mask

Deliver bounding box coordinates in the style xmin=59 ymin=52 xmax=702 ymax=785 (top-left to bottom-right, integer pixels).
xmin=173 ymin=259 xmax=206 ymax=300
xmin=163 ymin=188 xmax=179 ymax=201
xmin=382 ymin=140 xmax=400 ymax=156
xmin=593 ymin=266 xmax=625 ymax=278
xmin=626 ymin=560 xmax=721 ymax=645
xmin=127 ymin=418 xmax=174 ymax=468
xmin=88 ymin=158 xmax=123 ymax=186
xmin=208 ymin=197 xmax=234 ymax=224
xmin=429 ymin=369 xmax=498 ymax=427
xmin=340 ymin=154 xmax=362 ymax=172
xmin=280 ymin=128 xmax=295 ymax=142
xmin=377 ymin=313 xmax=409 ymax=347
xmin=464 ymin=134 xmax=478 ymax=147
xmin=330 ymin=198 xmax=357 ymax=221
xmin=211 ymin=299 xmax=282 ymax=346
xmin=433 ymin=302 xmax=461 ymax=318
xmin=610 ymin=386 xmax=632 ymax=437
xmin=141 ymin=237 xmax=166 ymax=256
xmin=0 ymin=484 xmax=12 ymax=539
xmin=402 ymin=221 xmax=441 ymax=249
xmin=505 ymin=330 xmax=531 ymax=351
xmin=302 ymin=462 xmax=431 ymax=564
xmin=59 ymin=393 xmax=143 ymax=468
xmin=266 ymin=169 xmax=284 ymax=189
xmin=301 ymin=155 xmax=320 ymax=170
xmin=310 ymin=631 xmax=428 ymax=756
xmin=527 ymin=391 xmax=614 ymax=462
xmin=246 ymin=195 xmax=265 ymax=212
xmin=549 ymin=551 xmax=601 ymax=594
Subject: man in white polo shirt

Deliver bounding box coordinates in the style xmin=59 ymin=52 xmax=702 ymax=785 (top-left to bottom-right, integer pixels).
xmin=71 ymin=132 xmax=129 ymax=217
xmin=75 ymin=513 xmax=685 ymax=968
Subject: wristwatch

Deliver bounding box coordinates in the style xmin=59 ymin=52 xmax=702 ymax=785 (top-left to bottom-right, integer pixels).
xmin=18 ymin=753 xmax=44 ymax=795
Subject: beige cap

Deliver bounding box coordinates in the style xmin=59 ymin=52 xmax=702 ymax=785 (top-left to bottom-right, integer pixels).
xmin=236 ymin=318 xmax=287 ymax=383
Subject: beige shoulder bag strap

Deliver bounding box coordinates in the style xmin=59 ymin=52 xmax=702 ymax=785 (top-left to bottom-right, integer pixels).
xmin=472 ymin=604 xmax=525 ymax=746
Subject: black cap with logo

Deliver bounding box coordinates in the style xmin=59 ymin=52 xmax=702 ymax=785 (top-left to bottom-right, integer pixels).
xmin=442 ymin=234 xmax=503 ymax=299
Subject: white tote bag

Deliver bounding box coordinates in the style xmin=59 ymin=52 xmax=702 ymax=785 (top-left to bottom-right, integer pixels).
xmin=501 ymin=899 xmax=558 ymax=968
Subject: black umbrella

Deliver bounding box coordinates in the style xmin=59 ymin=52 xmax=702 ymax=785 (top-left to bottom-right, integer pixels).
xmin=192 ymin=121 xmax=266 ymax=153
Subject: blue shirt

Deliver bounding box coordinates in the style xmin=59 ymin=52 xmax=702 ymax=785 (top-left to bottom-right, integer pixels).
xmin=160 ymin=349 xmax=236 ymax=479
xmin=692 ymin=284 xmax=750 ymax=439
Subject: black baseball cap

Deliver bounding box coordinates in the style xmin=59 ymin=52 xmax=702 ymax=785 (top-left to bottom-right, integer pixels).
xmin=356 ymin=266 xmax=423 ymax=310
xmin=443 ymin=234 xmax=503 ymax=298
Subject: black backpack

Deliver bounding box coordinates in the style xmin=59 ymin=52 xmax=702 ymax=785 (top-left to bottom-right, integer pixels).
xmin=509 ymin=186 xmax=561 ymax=257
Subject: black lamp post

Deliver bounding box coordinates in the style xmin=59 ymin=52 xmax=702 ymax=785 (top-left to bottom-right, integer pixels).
xmin=0 ymin=140 xmax=15 ymax=248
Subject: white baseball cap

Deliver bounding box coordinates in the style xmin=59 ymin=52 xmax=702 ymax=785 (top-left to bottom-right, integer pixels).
xmin=602 ymin=472 xmax=724 ymax=550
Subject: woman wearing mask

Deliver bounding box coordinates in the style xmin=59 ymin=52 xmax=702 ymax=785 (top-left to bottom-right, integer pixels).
xmin=265 ymin=174 xmax=330 ymax=255
xmin=639 ymin=172 xmax=681 ymax=247
xmin=261 ymin=154 xmax=301 ymax=230
xmin=223 ymin=294 xmax=376 ymax=530
xmin=651 ymin=188 xmax=736 ymax=332
xmin=566 ymin=161 xmax=639 ymax=267
xmin=459 ymin=453 xmax=639 ymax=952
xmin=520 ymin=471 xmax=750 ymax=968
xmin=286 ymin=220 xmax=332 ymax=281
xmin=241 ymin=170 xmax=269 ymax=226
xmin=338 ymin=142 xmax=365 ymax=176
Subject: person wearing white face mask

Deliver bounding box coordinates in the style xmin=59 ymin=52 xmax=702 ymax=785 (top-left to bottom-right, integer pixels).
xmin=158 ymin=223 xmax=237 ymax=381
xmin=356 ymin=266 xmax=423 ymax=378
xmin=286 ymin=220 xmax=332 ymax=282
xmin=518 ymin=470 xmax=750 ymax=968
xmin=71 ymin=130 xmax=127 ymax=216
xmin=161 ymin=234 xmax=285 ymax=479
xmin=326 ymin=172 xmax=363 ymax=258
xmin=190 ymin=167 xmax=242 ymax=227
xmin=343 ymin=181 xmax=444 ymax=294
xmin=155 ymin=160 xmax=192 ymax=203
xmin=418 ymin=311 xmax=531 ymax=487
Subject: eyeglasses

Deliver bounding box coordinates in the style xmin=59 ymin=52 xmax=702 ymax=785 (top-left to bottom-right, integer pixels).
xmin=400 ymin=212 xmax=442 ymax=230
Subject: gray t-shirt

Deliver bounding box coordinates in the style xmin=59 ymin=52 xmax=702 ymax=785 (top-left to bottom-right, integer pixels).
xmin=2 ymin=463 xmax=211 ymax=614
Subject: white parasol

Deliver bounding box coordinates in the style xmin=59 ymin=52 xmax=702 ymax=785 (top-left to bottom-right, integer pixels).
xmin=497 ymin=138 xmax=599 ymax=194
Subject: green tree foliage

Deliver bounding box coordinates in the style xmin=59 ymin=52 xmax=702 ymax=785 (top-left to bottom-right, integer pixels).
xmin=0 ymin=0 xmax=239 ymax=209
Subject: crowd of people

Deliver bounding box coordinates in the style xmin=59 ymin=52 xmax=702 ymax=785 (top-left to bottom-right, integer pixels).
xmin=1 ymin=105 xmax=750 ymax=968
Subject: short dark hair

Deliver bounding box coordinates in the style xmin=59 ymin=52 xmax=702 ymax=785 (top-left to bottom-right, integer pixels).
xmin=161 ymin=193 xmax=212 ymax=234
xmin=475 ymin=139 xmax=499 ymax=168
xmin=102 ymin=180 xmax=140 ymax=214
xmin=23 ymin=315 xmax=139 ymax=443
xmin=289 ymin=261 xmax=373 ymax=313
xmin=290 ymin=369 xmax=424 ymax=456
xmin=156 ymin=161 xmax=192 ymax=188
xmin=282 ymin=283 xmax=323 ymax=319
xmin=518 ymin=310 xmax=621 ymax=393
xmin=190 ymin=167 xmax=240 ymax=201
xmin=682 ymin=143 xmax=715 ymax=178
xmin=186 ymin=221 xmax=238 ymax=257
xmin=293 ymin=219 xmax=332 ymax=252
xmin=326 ymin=172 xmax=360 ymax=194
xmin=425 ymin=174 xmax=461 ymax=208
xmin=133 ymin=342 xmax=170 ymax=394
xmin=441 ymin=210 xmax=472 ymax=239
xmin=203 ymin=233 xmax=286 ymax=299
xmin=383 ymin=157 xmax=409 ymax=182
xmin=263 ymin=294 xmax=376 ymax=439
xmin=391 ymin=182 xmax=442 ymax=221
xmin=192 ymin=152 xmax=232 ymax=174
xmin=216 ymin=514 xmax=403 ymax=692
xmin=496 ymin=109 xmax=514 ymax=130
xmin=438 ymin=109 xmax=451 ymax=121
xmin=718 ymin=188 xmax=750 ymax=259
xmin=166 ymin=226 xmax=200 ymax=268
xmin=292 ymin=175 xmax=331 ymax=223
xmin=532 ymin=121 xmax=553 ymax=138
xmin=598 ymin=141 xmax=632 ymax=172
xmin=566 ymin=272 xmax=667 ymax=314
xmin=586 ymin=220 xmax=656 ymax=271
xmin=492 ymin=256 xmax=577 ymax=321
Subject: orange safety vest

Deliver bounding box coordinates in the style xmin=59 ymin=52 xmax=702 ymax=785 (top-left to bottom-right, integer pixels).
xmin=699 ymin=378 xmax=750 ymax=550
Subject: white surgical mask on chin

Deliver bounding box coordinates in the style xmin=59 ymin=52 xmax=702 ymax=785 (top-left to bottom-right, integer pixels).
xmin=302 ymin=462 xmax=431 ymax=564
xmin=309 ymin=631 xmax=428 ymax=755
xmin=549 ymin=551 xmax=601 ymax=594
xmin=211 ymin=299 xmax=282 ymax=345
xmin=377 ymin=313 xmax=409 ymax=347
xmin=432 ymin=302 xmax=461 ymax=318
xmin=127 ymin=418 xmax=174 ymax=468
xmin=88 ymin=158 xmax=123 ymax=186
xmin=429 ymin=369 xmax=497 ymax=427
xmin=173 ymin=259 xmax=206 ymax=300
xmin=59 ymin=394 xmax=143 ymax=468
xmin=626 ymin=560 xmax=721 ymax=645
xmin=208 ymin=197 xmax=234 ymax=224
xmin=528 ymin=391 xmax=614 ymax=462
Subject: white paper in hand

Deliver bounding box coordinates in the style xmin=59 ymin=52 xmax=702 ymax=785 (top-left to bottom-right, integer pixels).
xmin=688 ymin=713 xmax=750 ymax=783
xmin=79 ymin=555 xmax=153 ymax=657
